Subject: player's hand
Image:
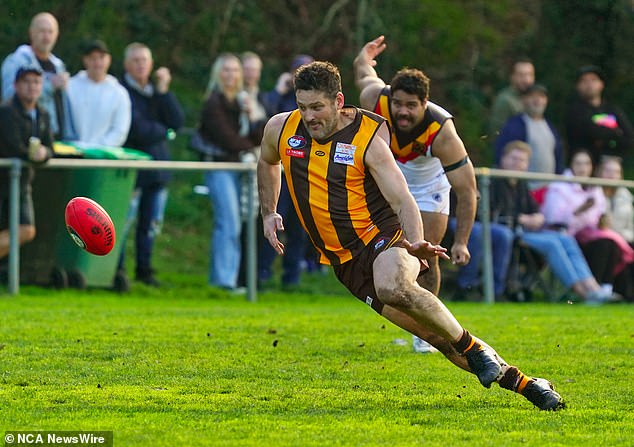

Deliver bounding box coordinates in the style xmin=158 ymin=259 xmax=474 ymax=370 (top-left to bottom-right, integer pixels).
xmin=359 ymin=35 xmax=387 ymax=66
xmin=450 ymin=242 xmax=470 ymax=266
xmin=403 ymin=239 xmax=450 ymax=261
xmin=263 ymin=212 xmax=285 ymax=255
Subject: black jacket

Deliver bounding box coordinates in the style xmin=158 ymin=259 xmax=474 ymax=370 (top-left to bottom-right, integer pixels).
xmin=120 ymin=76 xmax=184 ymax=188
xmin=565 ymin=97 xmax=634 ymax=162
xmin=0 ymin=96 xmax=53 ymax=188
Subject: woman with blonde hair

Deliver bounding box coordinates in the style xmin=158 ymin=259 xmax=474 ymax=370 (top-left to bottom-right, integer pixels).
xmin=197 ymin=53 xmax=263 ymax=291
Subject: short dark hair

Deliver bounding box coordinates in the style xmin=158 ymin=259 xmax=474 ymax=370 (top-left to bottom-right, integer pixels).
xmin=390 ymin=68 xmax=430 ymax=103
xmin=294 ymin=61 xmax=341 ymax=99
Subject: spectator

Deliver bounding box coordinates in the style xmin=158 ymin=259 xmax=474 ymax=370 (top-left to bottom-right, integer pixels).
xmin=542 ymin=150 xmax=634 ymax=296
xmin=447 ymin=216 xmax=514 ymax=301
xmin=67 ymin=39 xmax=131 ymax=146
xmin=597 ymin=155 xmax=634 ymax=301
xmin=265 ymin=54 xmax=313 ymax=114
xmin=199 ymin=53 xmax=263 ymax=291
xmin=259 ymin=55 xmax=314 ymax=290
xmin=565 ymin=65 xmax=633 ymax=163
xmin=495 ymin=84 xmax=564 ymax=190
xmin=489 ymin=58 xmax=535 ymax=138
xmin=236 ymin=51 xmax=269 ymax=288
xmin=493 ymin=141 xmax=617 ymax=304
xmin=598 ymin=156 xmax=634 ymax=243
xmin=118 ymin=42 xmax=184 ymax=286
xmin=2 ymin=12 xmax=75 ymax=140
xmin=0 ymin=67 xmax=54 ymax=259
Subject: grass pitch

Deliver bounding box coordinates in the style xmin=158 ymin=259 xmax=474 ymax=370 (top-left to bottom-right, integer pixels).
xmin=1 ymin=275 xmax=633 ymax=447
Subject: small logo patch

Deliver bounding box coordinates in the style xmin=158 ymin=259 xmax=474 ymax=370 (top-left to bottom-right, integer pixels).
xmin=432 ymin=193 xmax=442 ymax=203
xmin=288 ymin=135 xmax=307 ymax=148
xmin=286 ymin=148 xmax=306 ymax=158
xmin=374 ymin=237 xmax=389 ymax=251
xmin=333 ymin=142 xmax=356 ymax=166
xmin=365 ymin=296 xmax=374 ymax=307
xmin=315 ymin=150 xmax=325 ymax=157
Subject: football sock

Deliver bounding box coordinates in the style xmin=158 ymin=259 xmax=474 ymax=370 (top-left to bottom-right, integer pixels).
xmin=497 ymin=366 xmax=533 ymax=394
xmin=452 ymin=329 xmax=482 ymax=355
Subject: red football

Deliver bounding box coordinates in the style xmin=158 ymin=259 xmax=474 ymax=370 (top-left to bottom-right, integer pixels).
xmin=65 ymin=197 xmax=116 ymax=256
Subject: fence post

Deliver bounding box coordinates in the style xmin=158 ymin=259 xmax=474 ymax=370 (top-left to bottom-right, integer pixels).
xmin=246 ymin=166 xmax=257 ymax=302
xmin=478 ymin=170 xmax=494 ymax=303
xmin=8 ymin=159 xmax=22 ymax=295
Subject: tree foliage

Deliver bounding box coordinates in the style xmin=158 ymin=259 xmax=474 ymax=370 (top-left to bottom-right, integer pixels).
xmin=1 ymin=0 xmax=631 ymax=164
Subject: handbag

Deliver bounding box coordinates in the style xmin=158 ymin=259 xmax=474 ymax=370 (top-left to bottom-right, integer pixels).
xmin=189 ymin=131 xmax=228 ymax=161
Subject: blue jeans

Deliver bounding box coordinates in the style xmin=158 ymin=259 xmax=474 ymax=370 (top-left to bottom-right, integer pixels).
xmin=258 ymin=176 xmax=306 ymax=285
xmin=449 ymin=219 xmax=514 ymax=296
xmin=205 ymin=170 xmax=241 ymax=288
xmin=119 ymin=185 xmax=168 ymax=274
xmin=520 ymin=230 xmax=593 ymax=288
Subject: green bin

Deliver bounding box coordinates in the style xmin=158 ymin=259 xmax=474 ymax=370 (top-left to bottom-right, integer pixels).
xmin=20 ymin=144 xmax=151 ymax=291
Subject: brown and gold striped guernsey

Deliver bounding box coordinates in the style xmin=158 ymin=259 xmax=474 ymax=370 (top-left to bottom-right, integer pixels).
xmin=278 ymin=107 xmax=400 ymax=265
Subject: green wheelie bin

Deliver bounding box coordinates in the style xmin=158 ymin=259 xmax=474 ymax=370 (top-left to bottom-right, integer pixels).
xmin=20 ymin=144 xmax=151 ymax=291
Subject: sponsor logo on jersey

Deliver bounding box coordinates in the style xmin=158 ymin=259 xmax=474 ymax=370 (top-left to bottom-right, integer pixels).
xmin=315 ymin=150 xmax=325 ymax=157
xmin=286 ymin=148 xmax=306 ymax=158
xmin=333 ymin=142 xmax=356 ymax=165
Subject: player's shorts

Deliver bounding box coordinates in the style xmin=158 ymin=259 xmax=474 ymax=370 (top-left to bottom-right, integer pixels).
xmin=332 ymin=228 xmax=429 ymax=314
xmin=0 ymin=184 xmax=35 ymax=230
xmin=408 ymin=174 xmax=451 ymax=215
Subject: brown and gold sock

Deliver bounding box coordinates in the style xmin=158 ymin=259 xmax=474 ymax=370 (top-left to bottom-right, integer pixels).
xmin=498 ymin=366 xmax=534 ymax=394
xmin=452 ymin=329 xmax=482 ymax=355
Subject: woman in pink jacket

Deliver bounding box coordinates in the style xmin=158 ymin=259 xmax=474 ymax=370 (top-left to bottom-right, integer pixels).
xmin=542 ymin=149 xmax=634 ymax=295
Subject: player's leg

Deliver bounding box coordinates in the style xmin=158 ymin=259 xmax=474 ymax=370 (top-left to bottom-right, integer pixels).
xmin=417 ymin=211 xmax=448 ymax=295
xmin=373 ymin=246 xmax=501 ymax=387
xmin=381 ymin=303 xmax=468 ymax=370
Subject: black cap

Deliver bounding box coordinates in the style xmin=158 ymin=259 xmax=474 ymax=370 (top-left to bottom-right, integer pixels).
xmin=576 ymin=65 xmax=604 ymax=82
xmin=521 ymin=83 xmax=548 ymax=96
xmin=82 ymin=39 xmax=110 ymax=55
xmin=14 ymin=66 xmax=43 ymax=82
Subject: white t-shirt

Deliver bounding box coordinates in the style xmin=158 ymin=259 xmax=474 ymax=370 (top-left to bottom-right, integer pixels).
xmin=67 ymin=71 xmax=131 ymax=146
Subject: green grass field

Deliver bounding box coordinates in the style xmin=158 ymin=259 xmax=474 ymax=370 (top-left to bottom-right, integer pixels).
xmin=1 ymin=271 xmax=633 ymax=447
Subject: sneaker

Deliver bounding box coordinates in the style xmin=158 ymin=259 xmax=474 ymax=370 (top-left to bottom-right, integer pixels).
xmin=412 ymin=336 xmax=438 ymax=353
xmin=585 ymin=289 xmax=623 ymax=305
xmin=465 ymin=347 xmax=502 ymax=388
xmin=521 ymin=378 xmax=565 ymax=411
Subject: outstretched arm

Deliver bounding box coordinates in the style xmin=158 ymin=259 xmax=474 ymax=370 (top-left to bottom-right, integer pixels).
xmin=353 ymin=35 xmax=388 ymax=110
xmin=257 ymin=113 xmax=287 ymax=254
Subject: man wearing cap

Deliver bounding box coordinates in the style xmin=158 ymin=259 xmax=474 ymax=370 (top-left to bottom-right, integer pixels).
xmin=1 ymin=12 xmax=75 ymax=140
xmin=67 ymin=40 xmax=131 ymax=146
xmin=495 ymin=83 xmax=564 ymax=186
xmin=566 ymin=65 xmax=633 ymax=162
xmin=0 ymin=67 xmax=54 ymax=260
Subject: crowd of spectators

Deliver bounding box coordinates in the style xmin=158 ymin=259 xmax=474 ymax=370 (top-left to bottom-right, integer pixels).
xmin=1 ymin=11 xmax=633 ymax=303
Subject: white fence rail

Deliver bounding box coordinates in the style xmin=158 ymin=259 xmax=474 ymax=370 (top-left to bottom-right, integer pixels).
xmin=0 ymin=158 xmax=258 ymax=301
xmin=4 ymin=159 xmax=634 ymax=303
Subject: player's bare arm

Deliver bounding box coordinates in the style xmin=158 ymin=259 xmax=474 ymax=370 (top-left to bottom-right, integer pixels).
xmin=432 ymin=120 xmax=478 ymax=265
xmin=354 ymin=36 xmax=388 ymax=110
xmin=365 ymin=126 xmax=449 ymax=261
xmin=257 ymin=113 xmax=287 ymax=255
